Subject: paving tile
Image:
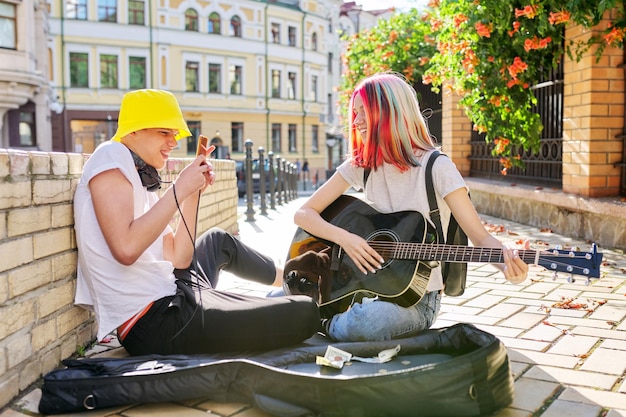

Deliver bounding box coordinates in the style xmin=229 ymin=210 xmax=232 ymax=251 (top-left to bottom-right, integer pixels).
xmin=572 ymin=326 xmax=626 ymax=340
xmin=606 ymin=410 xmax=626 ymax=417
xmin=436 ymin=312 xmax=500 ymax=325
xmin=507 ymin=348 xmax=581 ymax=369
xmin=122 ymin=402 xmax=215 ymax=416
xmin=438 ymin=304 xmax=485 ymax=316
xmin=520 ymin=322 xmax=569 ymax=343
xmin=579 ymin=347 xmax=626 ymax=375
xmin=523 ymin=365 xmax=618 ymax=390
xmin=509 ymin=360 xmax=531 ymax=379
xmin=196 ymin=400 xmax=251 ymax=416
xmin=497 ymin=336 xmax=550 ymax=351
xmin=509 ymin=377 xmax=560 ymax=412
xmin=559 ymin=386 xmax=626 ymax=410
xmin=473 ymin=324 xmax=525 ymax=339
xmin=488 ymin=408 xmax=532 ymax=417
xmin=540 ymin=399 xmax=602 ymax=417
xmin=498 ymin=312 xmax=546 ymax=330
xmin=0 ymin=409 xmax=31 ymax=417
xmin=539 ymin=314 xmax=614 ymax=330
xmin=480 ymin=303 xmax=525 ymax=319
xmin=521 ymin=281 xmax=561 ymax=295
xmin=546 ymin=334 xmax=598 ymax=356
xmin=463 ymin=294 xmax=507 ymax=309
xmin=589 ymin=302 xmax=626 ymax=322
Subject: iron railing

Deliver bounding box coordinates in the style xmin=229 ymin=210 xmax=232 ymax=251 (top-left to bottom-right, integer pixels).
xmin=470 ymin=61 xmax=564 ymax=187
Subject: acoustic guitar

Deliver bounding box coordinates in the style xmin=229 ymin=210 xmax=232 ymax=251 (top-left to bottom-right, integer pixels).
xmin=286 ymin=195 xmax=603 ymax=318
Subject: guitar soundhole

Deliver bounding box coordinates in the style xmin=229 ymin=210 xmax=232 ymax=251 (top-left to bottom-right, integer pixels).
xmin=367 ymin=229 xmax=398 ymax=269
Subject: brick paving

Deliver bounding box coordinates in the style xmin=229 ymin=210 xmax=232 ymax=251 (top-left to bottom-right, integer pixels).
xmin=4 ymin=190 xmax=626 ymax=417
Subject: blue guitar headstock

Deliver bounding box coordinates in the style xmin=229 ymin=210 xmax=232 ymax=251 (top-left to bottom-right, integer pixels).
xmin=537 ymin=243 xmax=603 ymax=284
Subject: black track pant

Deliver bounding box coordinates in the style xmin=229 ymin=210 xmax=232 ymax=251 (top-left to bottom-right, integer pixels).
xmin=121 ymin=228 xmax=320 ymax=355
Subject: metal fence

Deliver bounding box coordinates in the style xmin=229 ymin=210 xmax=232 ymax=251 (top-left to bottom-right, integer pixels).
xmin=469 ymin=61 xmax=564 ymax=187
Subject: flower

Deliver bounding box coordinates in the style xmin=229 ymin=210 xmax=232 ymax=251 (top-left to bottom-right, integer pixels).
xmin=475 ymin=22 xmax=493 ymax=37
xmin=515 ymin=5 xmax=538 ymax=19
xmin=548 ymin=10 xmax=571 ymax=25
xmin=507 ymin=57 xmax=528 ymax=78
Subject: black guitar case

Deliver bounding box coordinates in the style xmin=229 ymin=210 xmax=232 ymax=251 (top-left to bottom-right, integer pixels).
xmin=39 ymin=323 xmax=514 ymax=417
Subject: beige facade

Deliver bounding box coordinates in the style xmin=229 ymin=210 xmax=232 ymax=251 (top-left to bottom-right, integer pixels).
xmin=44 ymin=0 xmax=346 ymax=181
xmin=0 ymin=0 xmax=52 ymax=150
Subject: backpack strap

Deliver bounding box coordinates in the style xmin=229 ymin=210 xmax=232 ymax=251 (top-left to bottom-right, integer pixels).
xmin=363 ymin=168 xmax=371 ymax=190
xmin=425 ymin=151 xmax=444 ymax=246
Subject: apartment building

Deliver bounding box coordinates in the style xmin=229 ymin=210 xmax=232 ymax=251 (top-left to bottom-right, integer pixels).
xmin=0 ymin=0 xmax=52 ymax=151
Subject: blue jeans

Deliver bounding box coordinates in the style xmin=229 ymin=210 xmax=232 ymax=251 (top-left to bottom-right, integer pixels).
xmin=327 ymin=291 xmax=441 ymax=342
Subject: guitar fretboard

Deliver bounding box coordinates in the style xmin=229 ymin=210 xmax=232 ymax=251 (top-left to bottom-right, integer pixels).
xmin=369 ymin=242 xmax=538 ymax=264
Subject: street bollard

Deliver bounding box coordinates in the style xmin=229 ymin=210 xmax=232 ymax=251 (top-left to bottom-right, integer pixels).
xmin=268 ymin=151 xmax=276 ymax=210
xmin=258 ymin=146 xmax=267 ymax=215
xmin=276 ymin=156 xmax=283 ymax=205
xmin=244 ymin=139 xmax=255 ymax=222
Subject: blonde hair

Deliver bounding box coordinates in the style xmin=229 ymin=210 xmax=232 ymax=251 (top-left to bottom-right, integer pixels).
xmin=348 ymin=72 xmax=437 ymax=171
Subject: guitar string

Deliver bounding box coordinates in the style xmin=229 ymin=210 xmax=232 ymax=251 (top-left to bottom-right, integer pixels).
xmin=366 ymin=242 xmax=595 ymax=274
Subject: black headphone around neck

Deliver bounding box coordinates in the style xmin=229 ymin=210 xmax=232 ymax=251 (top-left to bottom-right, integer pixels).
xmin=129 ymin=149 xmax=162 ymax=192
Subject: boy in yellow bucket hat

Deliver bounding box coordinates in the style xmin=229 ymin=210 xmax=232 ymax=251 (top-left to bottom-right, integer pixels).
xmin=73 ymin=89 xmax=320 ymax=355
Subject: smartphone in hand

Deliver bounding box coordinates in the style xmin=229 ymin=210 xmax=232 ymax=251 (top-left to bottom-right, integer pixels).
xmin=196 ymin=135 xmax=209 ymax=157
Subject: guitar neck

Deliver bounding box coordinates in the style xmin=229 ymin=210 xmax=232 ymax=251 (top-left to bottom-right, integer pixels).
xmin=370 ymin=242 xmax=536 ymax=264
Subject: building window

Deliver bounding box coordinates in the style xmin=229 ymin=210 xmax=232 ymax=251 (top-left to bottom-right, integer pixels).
xmin=128 ymin=0 xmax=144 ymax=25
xmin=230 ymin=15 xmax=241 ymax=37
xmin=208 ymin=12 xmax=220 ymax=34
xmin=185 ymin=8 xmax=198 ymax=31
xmin=271 ymin=70 xmax=281 ymax=98
xmin=66 ymin=0 xmax=87 ymax=20
xmin=98 ymin=0 xmax=117 ymax=22
xmin=231 ymin=122 xmax=243 ymax=152
xmin=186 ymin=121 xmax=201 ymax=155
xmin=229 ymin=64 xmax=242 ymax=95
xmin=312 ymin=125 xmax=319 ymax=153
xmin=271 ymin=123 xmax=281 ymax=152
xmin=328 ymin=52 xmax=333 ymax=73
xmin=185 ymin=61 xmax=199 ymax=92
xmin=311 ymin=75 xmax=318 ymax=102
xmin=271 ymin=22 xmax=280 ymax=44
xmin=129 ymin=56 xmax=146 ymax=89
xmin=311 ymin=32 xmax=317 ymax=51
xmin=288 ymin=124 xmax=297 ymax=152
xmin=288 ymin=26 xmax=296 ymax=46
xmin=0 ymin=2 xmax=16 ymax=49
xmin=100 ymin=54 xmax=118 ymax=88
xmin=327 ymin=93 xmax=334 ymax=124
xmin=70 ymin=52 xmax=89 ymax=87
xmin=209 ymin=63 xmax=221 ymax=93
xmin=287 ymin=72 xmax=296 ymax=100
xmin=19 ymin=111 xmax=36 ymax=146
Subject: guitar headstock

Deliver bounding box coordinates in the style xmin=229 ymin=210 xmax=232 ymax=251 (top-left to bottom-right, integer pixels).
xmin=537 ymin=243 xmax=603 ymax=284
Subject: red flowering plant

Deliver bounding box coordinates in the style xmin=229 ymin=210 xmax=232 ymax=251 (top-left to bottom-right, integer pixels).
xmin=340 ymin=0 xmax=626 ymax=173
xmin=338 ymin=8 xmax=437 ymax=124
xmin=424 ymin=0 xmax=626 ymax=171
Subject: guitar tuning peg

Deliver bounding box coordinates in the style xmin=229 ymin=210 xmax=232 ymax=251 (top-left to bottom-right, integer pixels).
xmin=552 ymin=272 xmax=558 ymax=281
xmin=567 ymin=275 xmax=575 ymax=284
xmin=585 ymin=278 xmax=591 ymax=286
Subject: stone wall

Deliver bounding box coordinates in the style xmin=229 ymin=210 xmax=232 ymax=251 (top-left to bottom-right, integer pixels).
xmin=467 ymin=178 xmax=626 ymax=251
xmin=0 ymin=149 xmax=238 ymax=408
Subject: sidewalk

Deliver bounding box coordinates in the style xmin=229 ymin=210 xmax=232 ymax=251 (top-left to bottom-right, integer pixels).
xmin=6 ymin=190 xmax=626 ymax=417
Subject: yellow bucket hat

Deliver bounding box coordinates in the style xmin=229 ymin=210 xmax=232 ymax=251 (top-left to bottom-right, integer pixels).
xmin=111 ymin=89 xmax=192 ymax=141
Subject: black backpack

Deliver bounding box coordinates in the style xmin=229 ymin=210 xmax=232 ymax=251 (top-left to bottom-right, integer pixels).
xmin=425 ymin=151 xmax=468 ymax=296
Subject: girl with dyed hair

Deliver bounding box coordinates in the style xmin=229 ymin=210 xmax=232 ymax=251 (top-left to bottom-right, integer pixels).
xmin=289 ymin=73 xmax=529 ymax=341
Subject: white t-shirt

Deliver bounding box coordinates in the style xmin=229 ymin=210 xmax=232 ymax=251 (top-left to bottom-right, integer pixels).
xmin=74 ymin=141 xmax=177 ymax=341
xmin=336 ymin=149 xmax=467 ymax=292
